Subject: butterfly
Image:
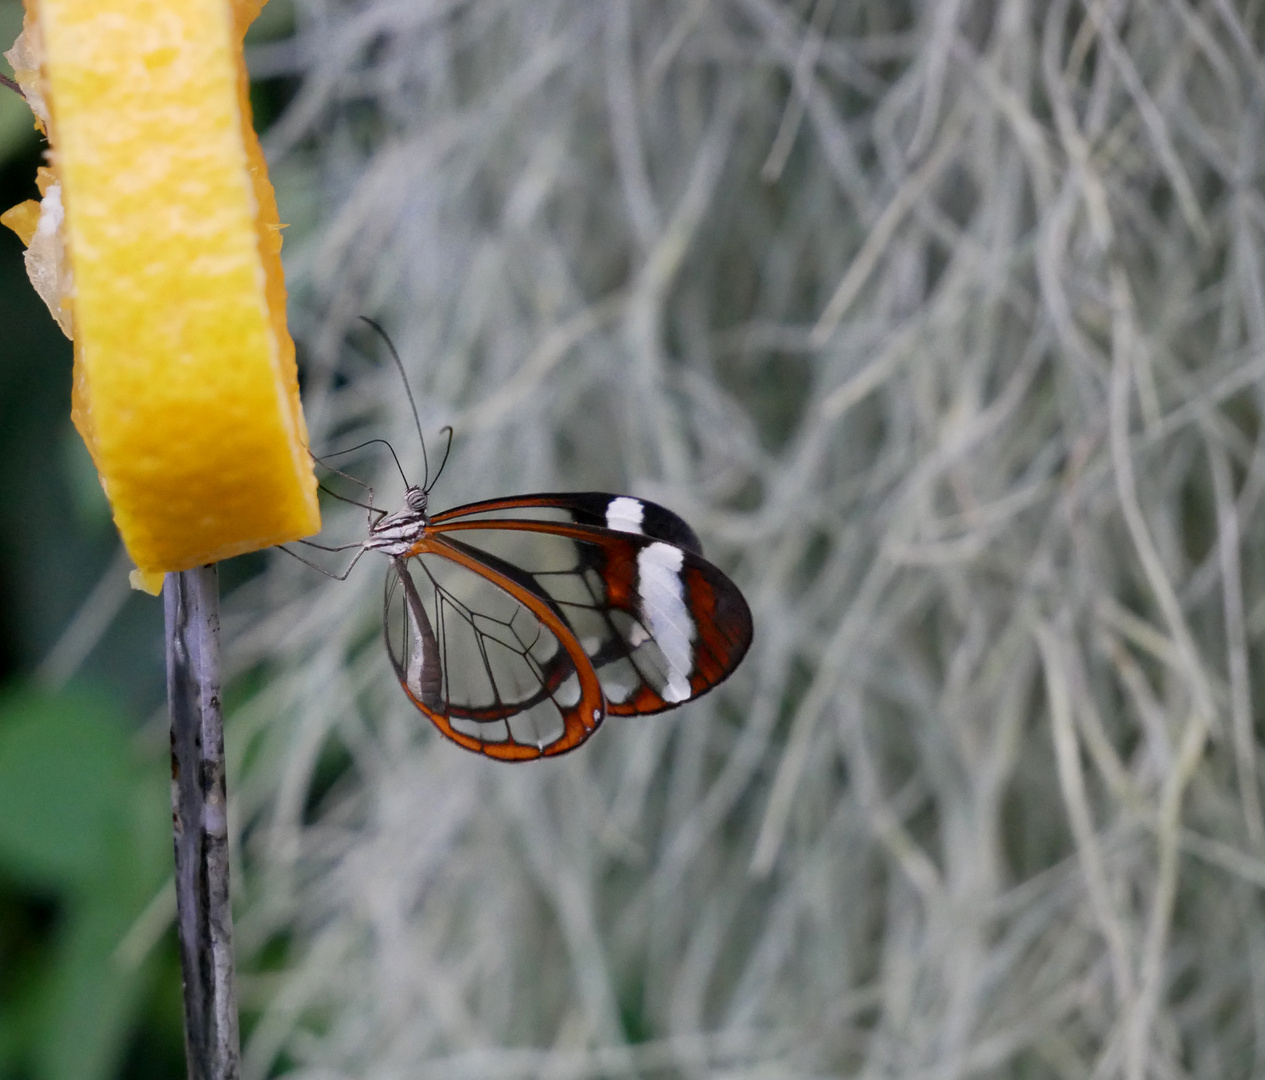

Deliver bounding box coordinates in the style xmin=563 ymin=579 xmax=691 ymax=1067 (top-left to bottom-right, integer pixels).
xmin=297 ymin=321 xmax=753 ymax=761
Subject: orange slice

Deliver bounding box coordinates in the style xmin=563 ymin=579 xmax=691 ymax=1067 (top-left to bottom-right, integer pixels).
xmin=3 ymin=0 xmax=320 ymax=593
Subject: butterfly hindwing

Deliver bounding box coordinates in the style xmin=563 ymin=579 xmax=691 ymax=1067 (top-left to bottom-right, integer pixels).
xmin=384 ymin=544 xmax=604 ymax=760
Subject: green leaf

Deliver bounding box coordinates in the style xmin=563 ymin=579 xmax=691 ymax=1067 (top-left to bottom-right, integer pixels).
xmin=0 ymin=684 xmax=173 ymax=1080
xmin=31 ymin=890 xmax=161 ymax=1080
xmin=0 ymin=0 xmax=39 ymax=170
xmin=0 ymin=686 xmax=135 ymax=889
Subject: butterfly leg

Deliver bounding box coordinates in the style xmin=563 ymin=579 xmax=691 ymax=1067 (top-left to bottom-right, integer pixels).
xmin=278 ymin=539 xmax=371 ymax=581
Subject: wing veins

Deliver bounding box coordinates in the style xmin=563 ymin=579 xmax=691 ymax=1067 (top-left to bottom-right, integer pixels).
xmin=532 ymin=555 xmax=673 ymax=708
xmin=410 ymin=553 xmax=579 ymax=728
xmin=418 ymin=557 xmax=514 ymax=730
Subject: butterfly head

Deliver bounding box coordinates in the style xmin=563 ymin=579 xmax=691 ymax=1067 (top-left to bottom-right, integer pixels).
xmin=365 ymin=485 xmax=430 ymax=556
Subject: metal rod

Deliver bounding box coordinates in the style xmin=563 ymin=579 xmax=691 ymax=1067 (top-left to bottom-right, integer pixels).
xmin=164 ymin=565 xmax=241 ymax=1080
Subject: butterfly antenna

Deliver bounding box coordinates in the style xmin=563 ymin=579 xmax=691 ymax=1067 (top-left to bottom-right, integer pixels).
xmin=426 ymin=426 xmax=455 ymax=494
xmin=359 ymin=316 xmax=429 ymax=488
xmin=314 ymin=438 xmax=408 ymax=488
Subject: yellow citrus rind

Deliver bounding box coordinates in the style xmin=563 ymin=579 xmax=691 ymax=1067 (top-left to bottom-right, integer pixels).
xmin=5 ymin=0 xmax=320 ymax=587
xmin=0 ymin=199 xmax=39 ymax=245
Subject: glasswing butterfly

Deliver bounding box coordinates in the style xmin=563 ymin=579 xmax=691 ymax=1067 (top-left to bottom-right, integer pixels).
xmin=296 ymin=321 xmax=753 ymax=761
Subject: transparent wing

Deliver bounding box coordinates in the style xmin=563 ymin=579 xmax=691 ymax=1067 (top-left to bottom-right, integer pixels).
xmin=384 ymin=548 xmax=603 ymax=760
xmin=379 ymin=505 xmax=743 ymax=753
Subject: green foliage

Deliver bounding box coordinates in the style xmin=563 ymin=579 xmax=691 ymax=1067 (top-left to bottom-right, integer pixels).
xmin=0 ymin=1 xmax=35 ymax=166
xmin=0 ymin=686 xmax=174 ymax=1080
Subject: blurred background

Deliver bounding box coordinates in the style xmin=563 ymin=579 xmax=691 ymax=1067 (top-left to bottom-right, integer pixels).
xmin=5 ymin=1 xmax=1265 ymax=1078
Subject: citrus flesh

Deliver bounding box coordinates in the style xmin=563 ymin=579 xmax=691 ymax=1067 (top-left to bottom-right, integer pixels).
xmin=5 ymin=0 xmax=320 ymax=591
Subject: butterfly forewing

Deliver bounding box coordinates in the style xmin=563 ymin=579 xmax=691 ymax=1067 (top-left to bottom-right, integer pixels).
xmin=429 ymin=492 xmax=705 ymax=554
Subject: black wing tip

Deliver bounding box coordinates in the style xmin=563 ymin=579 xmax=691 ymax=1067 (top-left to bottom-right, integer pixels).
xmin=567 ymin=492 xmax=705 ymax=554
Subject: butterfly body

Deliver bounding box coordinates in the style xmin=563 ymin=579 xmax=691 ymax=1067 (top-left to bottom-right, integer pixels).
xmin=362 ymin=485 xmax=431 ymax=556
xmin=364 ymin=486 xmax=752 ymax=760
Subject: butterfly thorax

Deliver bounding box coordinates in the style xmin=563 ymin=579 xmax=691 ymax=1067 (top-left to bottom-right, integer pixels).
xmin=364 ymin=485 xmax=430 ymax=557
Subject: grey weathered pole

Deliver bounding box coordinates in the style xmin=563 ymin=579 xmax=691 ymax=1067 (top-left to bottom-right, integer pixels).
xmin=164 ymin=565 xmax=241 ymax=1080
